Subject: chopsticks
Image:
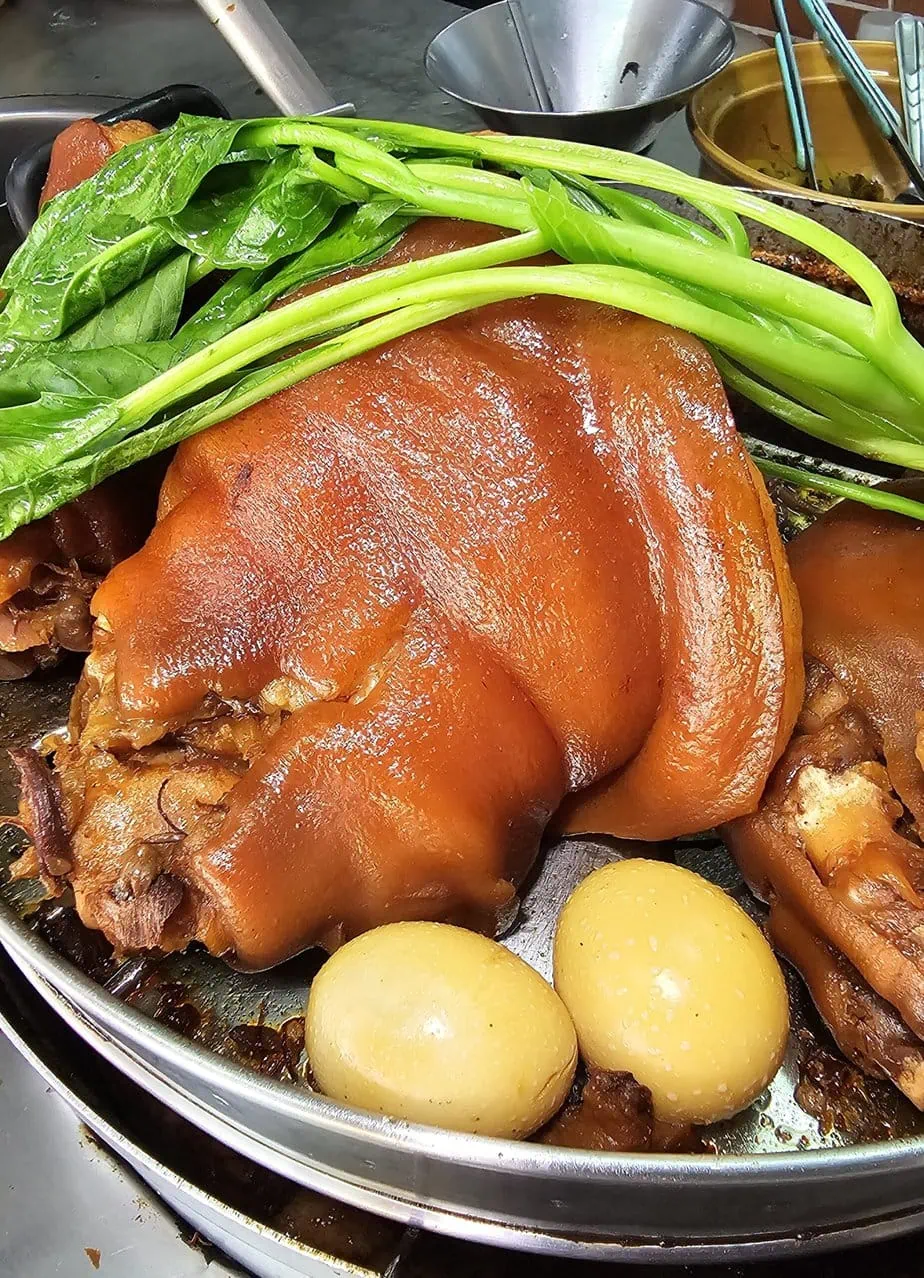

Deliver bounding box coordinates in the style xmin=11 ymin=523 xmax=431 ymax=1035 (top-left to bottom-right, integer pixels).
xmin=771 ymin=0 xmax=818 ymax=189
xmin=798 ymin=0 xmax=924 ymax=199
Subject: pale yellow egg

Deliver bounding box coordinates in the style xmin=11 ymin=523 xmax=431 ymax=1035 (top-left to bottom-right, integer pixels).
xmin=553 ymin=859 xmax=789 ymax=1124
xmin=306 ymin=921 xmax=577 ymax=1139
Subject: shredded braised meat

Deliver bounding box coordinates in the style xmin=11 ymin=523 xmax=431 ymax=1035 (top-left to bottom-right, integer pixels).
xmin=539 ymin=1068 xmax=696 ymax=1152
xmin=0 ymin=477 xmax=161 ymax=679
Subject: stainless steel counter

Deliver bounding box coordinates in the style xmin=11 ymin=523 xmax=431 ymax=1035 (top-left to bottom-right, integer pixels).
xmin=0 ymin=0 xmax=739 ymax=170
xmin=0 ymin=0 xmax=475 ymax=123
xmin=0 ymin=1024 xmax=239 ymax=1278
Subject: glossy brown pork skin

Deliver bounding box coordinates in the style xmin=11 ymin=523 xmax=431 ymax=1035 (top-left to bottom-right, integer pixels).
xmin=39 ymin=118 xmax=157 ymax=208
xmin=0 ymin=118 xmax=160 ymax=679
xmin=726 ymin=484 xmax=924 ymax=1104
xmin=17 ymin=219 xmax=800 ymax=970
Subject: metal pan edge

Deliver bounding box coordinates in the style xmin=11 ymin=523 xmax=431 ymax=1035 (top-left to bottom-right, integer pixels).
xmin=12 ymin=946 xmax=924 ymax=1264
xmin=7 ymin=919 xmax=924 ymax=1262
xmin=0 ymin=962 xmax=385 ymax=1278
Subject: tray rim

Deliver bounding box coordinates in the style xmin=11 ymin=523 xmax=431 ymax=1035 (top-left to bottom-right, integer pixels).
xmin=3 ymin=894 xmax=924 ymax=1183
xmin=0 ymin=955 xmax=381 ymax=1278
xmin=10 ymin=935 xmax=924 ymax=1263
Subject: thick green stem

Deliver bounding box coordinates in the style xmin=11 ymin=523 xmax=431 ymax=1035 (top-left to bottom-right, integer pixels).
xmin=336 ymin=152 xmax=535 ymax=230
xmin=716 ymin=354 xmax=924 ymax=467
xmin=122 ymin=261 xmax=910 ymax=438
xmin=309 ymin=118 xmax=905 ymax=341
xmin=119 ymin=229 xmax=548 ymax=422
xmin=250 ymin=119 xmax=882 ymax=357
xmin=185 ymin=254 xmax=213 ymax=287
xmin=534 ymin=209 xmax=875 ymax=353
xmin=746 ymin=358 xmax=924 ymax=444
xmin=753 ymin=457 xmax=924 ymax=520
xmin=555 ymin=175 xmax=735 ymax=253
xmin=241 ymin=118 xmax=924 ymax=411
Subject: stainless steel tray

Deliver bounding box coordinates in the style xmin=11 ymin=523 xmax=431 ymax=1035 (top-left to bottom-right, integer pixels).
xmin=5 ymin=195 xmax=924 ymax=1262
xmin=13 ymin=946 xmax=924 ymax=1278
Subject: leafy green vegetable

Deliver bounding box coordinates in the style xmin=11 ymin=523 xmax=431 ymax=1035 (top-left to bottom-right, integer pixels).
xmin=1 ymin=224 xmax=177 ymax=341
xmin=65 ymin=253 xmax=190 ymax=349
xmin=2 ymin=112 xmax=924 ymax=537
xmin=159 ymin=151 xmax=348 ymax=269
xmin=0 ymin=115 xmax=248 ymax=340
xmin=173 ymin=198 xmax=411 ymax=352
xmin=0 ymin=343 xmax=176 ymax=407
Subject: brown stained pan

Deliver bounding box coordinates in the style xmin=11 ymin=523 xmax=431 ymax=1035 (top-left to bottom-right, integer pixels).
xmin=4 ymin=193 xmax=924 ymax=1261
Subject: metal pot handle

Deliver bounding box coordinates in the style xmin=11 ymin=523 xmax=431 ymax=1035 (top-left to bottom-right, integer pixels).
xmin=192 ymin=0 xmax=354 ymax=117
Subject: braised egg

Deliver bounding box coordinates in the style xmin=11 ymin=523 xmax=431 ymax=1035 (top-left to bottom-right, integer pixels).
xmin=553 ymin=859 xmax=789 ymax=1124
xmin=306 ymin=921 xmax=577 ymax=1138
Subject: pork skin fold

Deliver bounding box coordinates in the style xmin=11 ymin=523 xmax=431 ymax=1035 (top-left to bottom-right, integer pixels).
xmin=726 ymin=484 xmax=924 ymax=1105
xmin=13 ymin=220 xmax=801 ymax=969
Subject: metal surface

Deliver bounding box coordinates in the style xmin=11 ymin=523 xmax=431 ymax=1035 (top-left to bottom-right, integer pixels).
xmin=0 ymin=983 xmax=237 ymax=1276
xmin=5 ymin=185 xmax=924 ymax=1258
xmin=0 ymin=948 xmax=395 ymax=1278
xmin=506 ymin=0 xmax=554 ymax=112
xmin=424 ymin=0 xmax=735 ymax=149
xmin=0 ymin=0 xmax=478 ymax=130
xmin=190 ymin=0 xmax=349 ymax=117
xmin=12 ymin=942 xmax=924 ymax=1265
xmin=9 ymin=912 xmax=924 ymax=1278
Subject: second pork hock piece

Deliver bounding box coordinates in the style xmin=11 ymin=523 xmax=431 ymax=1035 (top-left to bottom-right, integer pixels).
xmin=726 ymin=483 xmax=924 ymax=1106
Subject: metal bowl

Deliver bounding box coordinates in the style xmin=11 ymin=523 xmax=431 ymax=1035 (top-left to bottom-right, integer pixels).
xmin=424 ymin=0 xmax=736 ymax=150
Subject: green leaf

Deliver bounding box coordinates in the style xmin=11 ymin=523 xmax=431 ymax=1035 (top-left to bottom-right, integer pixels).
xmin=0 ymin=394 xmax=120 ymax=494
xmin=158 ymin=151 xmax=349 ymax=269
xmin=548 ymin=171 xmax=736 ymax=253
xmin=523 ymin=175 xmax=611 ymax=265
xmin=2 ymin=224 xmax=177 ymax=341
xmin=65 ymin=253 xmax=190 ymax=349
xmin=174 ymin=198 xmax=411 ymax=350
xmin=0 ymin=343 xmax=176 ymax=407
xmin=0 ymin=115 xmax=247 ymax=340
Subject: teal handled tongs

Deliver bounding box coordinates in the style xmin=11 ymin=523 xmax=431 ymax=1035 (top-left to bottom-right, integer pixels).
xmin=771 ymin=0 xmax=818 ymax=189
xmin=798 ymin=0 xmax=924 ymax=201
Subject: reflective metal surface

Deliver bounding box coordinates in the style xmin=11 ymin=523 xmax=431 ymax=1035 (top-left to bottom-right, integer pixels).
xmin=0 ymin=972 xmax=237 ymax=1278
xmin=190 ymin=0 xmax=350 ymax=117
xmin=9 ymin=898 xmax=924 ymax=1263
xmin=0 ymin=948 xmax=395 ymax=1278
xmin=5 ymin=197 xmax=924 ymax=1261
xmin=424 ymin=0 xmax=736 ymax=148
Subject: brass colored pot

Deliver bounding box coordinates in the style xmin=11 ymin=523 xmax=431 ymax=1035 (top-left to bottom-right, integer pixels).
xmin=689 ymin=41 xmax=924 ymax=221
